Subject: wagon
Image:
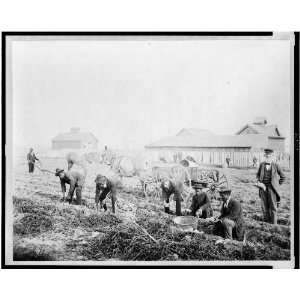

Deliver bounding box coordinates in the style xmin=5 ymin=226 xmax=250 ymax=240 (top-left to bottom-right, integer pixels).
xmin=188 ymin=165 xmax=229 ymax=200
xmin=141 ymin=161 xmax=229 ymax=202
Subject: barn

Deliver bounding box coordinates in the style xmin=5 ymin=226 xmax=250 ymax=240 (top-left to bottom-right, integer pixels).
xmin=52 ymin=127 xmax=98 ymax=151
xmin=145 ymin=117 xmax=288 ymax=168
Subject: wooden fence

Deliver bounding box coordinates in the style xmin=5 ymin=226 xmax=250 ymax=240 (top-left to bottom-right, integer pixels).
xmin=147 ymin=149 xmax=291 ymax=169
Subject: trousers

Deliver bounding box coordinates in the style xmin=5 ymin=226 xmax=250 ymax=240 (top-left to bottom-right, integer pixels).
xmin=28 ymin=163 xmax=35 ymax=173
xmin=98 ymin=189 xmax=116 ymax=213
xmin=213 ymin=218 xmax=244 ymax=240
xmin=221 ymin=218 xmax=236 ymax=239
xmin=71 ymin=186 xmax=82 ymax=205
xmin=163 ymin=194 xmax=182 ymax=216
xmin=259 ymin=185 xmax=278 ymax=224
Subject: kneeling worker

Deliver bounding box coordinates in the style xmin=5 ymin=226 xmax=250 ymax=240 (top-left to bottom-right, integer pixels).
xmin=55 ymin=168 xmax=85 ymax=205
xmin=161 ymin=177 xmax=183 ymax=216
xmin=213 ymin=187 xmax=245 ymax=240
xmin=188 ymin=182 xmax=213 ymax=218
xmin=94 ymin=175 xmax=117 ymax=213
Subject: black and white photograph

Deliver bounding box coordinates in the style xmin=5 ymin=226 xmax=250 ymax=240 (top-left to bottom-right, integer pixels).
xmin=2 ymin=33 xmax=297 ymax=268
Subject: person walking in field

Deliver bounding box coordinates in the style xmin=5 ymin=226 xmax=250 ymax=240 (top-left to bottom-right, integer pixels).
xmin=252 ymin=156 xmax=258 ymax=167
xmin=161 ymin=177 xmax=183 ymax=216
xmin=256 ymin=148 xmax=285 ymax=224
xmin=212 ymin=187 xmax=245 ymax=241
xmin=94 ymin=174 xmax=118 ymax=213
xmin=27 ymin=148 xmax=39 ymax=173
xmin=187 ymin=182 xmax=213 ymax=218
xmin=55 ymin=168 xmax=85 ymax=205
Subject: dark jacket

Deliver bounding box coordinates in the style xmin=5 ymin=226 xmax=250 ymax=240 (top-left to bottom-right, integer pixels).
xmin=219 ymin=198 xmax=243 ymax=223
xmin=27 ymin=152 xmax=39 ymax=164
xmin=95 ymin=178 xmax=117 ymax=203
xmin=218 ymin=198 xmax=245 ymax=240
xmin=190 ymin=192 xmax=212 ymax=215
xmin=60 ymin=171 xmax=85 ymax=199
xmin=256 ymin=162 xmax=285 ymax=200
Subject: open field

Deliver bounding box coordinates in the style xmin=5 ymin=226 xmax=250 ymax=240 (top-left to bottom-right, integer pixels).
xmin=12 ymin=157 xmax=292 ymax=262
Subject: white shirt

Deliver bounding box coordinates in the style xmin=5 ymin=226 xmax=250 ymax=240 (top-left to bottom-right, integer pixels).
xmin=224 ymin=196 xmax=231 ymax=208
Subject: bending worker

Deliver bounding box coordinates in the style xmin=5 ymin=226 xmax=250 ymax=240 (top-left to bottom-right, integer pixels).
xmin=161 ymin=177 xmax=183 ymax=216
xmin=55 ymin=168 xmax=85 ymax=205
xmin=94 ymin=174 xmax=118 ymax=213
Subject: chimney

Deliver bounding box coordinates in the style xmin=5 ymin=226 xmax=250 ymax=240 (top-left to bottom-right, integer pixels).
xmin=253 ymin=117 xmax=267 ymax=126
xmin=70 ymin=127 xmax=80 ymax=133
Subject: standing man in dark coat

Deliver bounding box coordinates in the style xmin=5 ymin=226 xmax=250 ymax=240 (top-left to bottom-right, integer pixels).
xmin=161 ymin=178 xmax=183 ymax=216
xmin=256 ymin=148 xmax=285 ymax=224
xmin=55 ymin=168 xmax=85 ymax=205
xmin=187 ymin=182 xmax=213 ymax=218
xmin=27 ymin=148 xmax=39 ymax=173
xmin=213 ymin=187 xmax=245 ymax=241
xmin=94 ymin=175 xmax=118 ymax=213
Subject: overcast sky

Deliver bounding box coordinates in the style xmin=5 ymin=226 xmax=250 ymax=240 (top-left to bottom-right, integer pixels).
xmin=11 ymin=37 xmax=292 ymax=151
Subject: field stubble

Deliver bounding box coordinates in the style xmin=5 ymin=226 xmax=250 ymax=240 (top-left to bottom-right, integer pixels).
xmin=12 ymin=158 xmax=291 ymax=261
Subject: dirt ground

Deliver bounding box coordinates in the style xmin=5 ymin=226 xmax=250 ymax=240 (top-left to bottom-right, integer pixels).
xmin=12 ymin=157 xmax=291 ymax=262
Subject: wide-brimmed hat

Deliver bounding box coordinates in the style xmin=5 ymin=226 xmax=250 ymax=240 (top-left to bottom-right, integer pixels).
xmin=264 ymin=148 xmax=274 ymax=154
xmin=55 ymin=168 xmax=64 ymax=176
xmin=218 ymin=187 xmax=232 ymax=194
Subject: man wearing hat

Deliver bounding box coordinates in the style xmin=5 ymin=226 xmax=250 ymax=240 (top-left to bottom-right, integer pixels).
xmin=55 ymin=168 xmax=85 ymax=205
xmin=27 ymin=148 xmax=39 ymax=173
xmin=94 ymin=174 xmax=118 ymax=213
xmin=213 ymin=187 xmax=245 ymax=240
xmin=161 ymin=177 xmax=183 ymax=216
xmin=188 ymin=181 xmax=213 ymax=218
xmin=256 ymin=148 xmax=285 ymax=224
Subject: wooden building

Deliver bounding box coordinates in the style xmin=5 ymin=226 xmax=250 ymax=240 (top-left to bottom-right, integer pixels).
xmin=52 ymin=127 xmax=98 ymax=151
xmin=145 ymin=118 xmax=288 ymax=168
xmin=235 ymin=117 xmax=285 ymax=152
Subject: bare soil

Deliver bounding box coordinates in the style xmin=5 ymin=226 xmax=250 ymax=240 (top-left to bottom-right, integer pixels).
xmin=12 ymin=157 xmax=291 ymax=261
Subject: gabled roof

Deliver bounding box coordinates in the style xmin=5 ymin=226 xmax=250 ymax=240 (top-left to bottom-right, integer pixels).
xmin=236 ymin=124 xmax=281 ymax=137
xmin=176 ymin=128 xmax=214 ymax=137
xmin=253 ymin=116 xmax=267 ymax=125
xmin=52 ymin=131 xmax=98 ymax=143
xmin=145 ymin=134 xmax=269 ymax=149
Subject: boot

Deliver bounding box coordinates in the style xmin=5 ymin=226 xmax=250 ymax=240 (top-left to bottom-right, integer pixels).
xmin=103 ymin=203 xmax=108 ymax=211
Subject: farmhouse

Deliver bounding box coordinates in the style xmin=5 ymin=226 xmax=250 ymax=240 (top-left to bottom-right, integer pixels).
xmin=52 ymin=127 xmax=98 ymax=151
xmin=145 ymin=117 xmax=287 ymax=168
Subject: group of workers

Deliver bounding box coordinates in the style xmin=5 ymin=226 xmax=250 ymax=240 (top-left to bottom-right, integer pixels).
xmin=27 ymin=147 xmax=285 ymax=241
xmin=161 ymin=178 xmax=244 ymax=240
xmin=160 ymin=147 xmax=285 ymax=239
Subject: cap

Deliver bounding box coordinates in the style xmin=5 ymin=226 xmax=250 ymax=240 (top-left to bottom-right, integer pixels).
xmin=193 ymin=181 xmax=208 ymax=189
xmin=55 ymin=168 xmax=64 ymax=176
xmin=218 ymin=186 xmax=232 ymax=194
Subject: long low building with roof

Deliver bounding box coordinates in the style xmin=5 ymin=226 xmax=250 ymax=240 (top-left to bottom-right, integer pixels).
xmin=145 ymin=117 xmax=288 ymax=168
